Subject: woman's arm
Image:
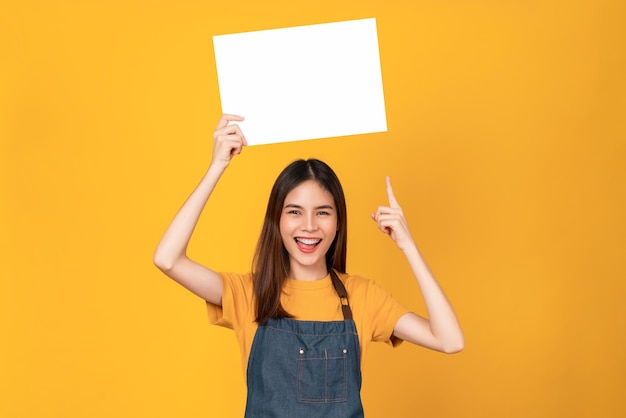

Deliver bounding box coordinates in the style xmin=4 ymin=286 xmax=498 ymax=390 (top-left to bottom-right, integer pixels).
xmin=153 ymin=114 xmax=247 ymax=305
xmin=371 ymin=177 xmax=464 ymax=354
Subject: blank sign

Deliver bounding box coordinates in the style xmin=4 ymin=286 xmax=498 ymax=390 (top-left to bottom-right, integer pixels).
xmin=213 ymin=18 xmax=388 ymax=146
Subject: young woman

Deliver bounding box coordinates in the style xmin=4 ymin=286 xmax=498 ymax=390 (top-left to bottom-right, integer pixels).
xmin=154 ymin=114 xmax=464 ymax=417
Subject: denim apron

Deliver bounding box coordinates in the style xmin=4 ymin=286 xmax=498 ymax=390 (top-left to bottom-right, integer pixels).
xmin=244 ymin=270 xmax=364 ymax=418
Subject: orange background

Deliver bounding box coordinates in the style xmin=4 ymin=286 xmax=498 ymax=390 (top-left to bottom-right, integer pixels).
xmin=1 ymin=1 xmax=625 ymax=417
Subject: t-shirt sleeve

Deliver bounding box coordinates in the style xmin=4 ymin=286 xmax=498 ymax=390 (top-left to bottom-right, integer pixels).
xmin=364 ymin=278 xmax=410 ymax=347
xmin=206 ymin=272 xmax=254 ymax=331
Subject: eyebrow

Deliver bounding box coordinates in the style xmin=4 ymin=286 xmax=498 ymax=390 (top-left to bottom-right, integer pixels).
xmin=284 ymin=203 xmax=335 ymax=210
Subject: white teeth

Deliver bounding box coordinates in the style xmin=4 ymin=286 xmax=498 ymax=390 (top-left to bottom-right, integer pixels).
xmin=296 ymin=238 xmax=321 ymax=245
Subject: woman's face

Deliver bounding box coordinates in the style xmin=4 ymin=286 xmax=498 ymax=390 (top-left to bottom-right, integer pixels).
xmin=279 ymin=180 xmax=338 ymax=281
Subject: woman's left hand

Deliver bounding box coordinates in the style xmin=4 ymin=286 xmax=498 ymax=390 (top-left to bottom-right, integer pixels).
xmin=371 ymin=177 xmax=416 ymax=252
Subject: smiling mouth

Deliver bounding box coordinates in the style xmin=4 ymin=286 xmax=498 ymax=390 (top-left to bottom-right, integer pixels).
xmin=295 ymin=237 xmax=321 ymax=252
xmin=295 ymin=238 xmax=321 ymax=245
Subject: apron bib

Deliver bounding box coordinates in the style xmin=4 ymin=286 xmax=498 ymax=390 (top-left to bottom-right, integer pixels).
xmin=244 ymin=271 xmax=364 ymax=418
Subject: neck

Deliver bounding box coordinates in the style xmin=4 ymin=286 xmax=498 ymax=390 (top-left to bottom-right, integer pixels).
xmin=288 ymin=265 xmax=329 ymax=281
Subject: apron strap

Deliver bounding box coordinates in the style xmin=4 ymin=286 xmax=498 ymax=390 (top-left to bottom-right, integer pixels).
xmin=330 ymin=270 xmax=353 ymax=320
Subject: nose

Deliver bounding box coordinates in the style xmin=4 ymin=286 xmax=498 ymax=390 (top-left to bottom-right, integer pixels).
xmin=301 ymin=213 xmax=318 ymax=231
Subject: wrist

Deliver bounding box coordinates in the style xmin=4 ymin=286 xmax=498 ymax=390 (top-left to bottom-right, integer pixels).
xmin=207 ymin=161 xmax=228 ymax=175
xmin=400 ymin=240 xmax=419 ymax=255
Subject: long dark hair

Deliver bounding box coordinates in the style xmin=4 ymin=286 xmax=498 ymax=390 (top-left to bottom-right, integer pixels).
xmin=252 ymin=159 xmax=347 ymax=323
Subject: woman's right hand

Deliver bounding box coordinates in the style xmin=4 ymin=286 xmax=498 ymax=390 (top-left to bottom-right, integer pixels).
xmin=211 ymin=114 xmax=247 ymax=170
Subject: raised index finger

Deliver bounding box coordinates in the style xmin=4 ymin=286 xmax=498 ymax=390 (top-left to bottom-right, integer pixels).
xmin=216 ymin=114 xmax=245 ymax=130
xmin=386 ymin=176 xmax=400 ymax=208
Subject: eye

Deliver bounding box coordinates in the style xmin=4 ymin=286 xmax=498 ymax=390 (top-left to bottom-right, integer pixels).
xmin=287 ymin=209 xmax=301 ymax=215
xmin=317 ymin=210 xmax=330 ymax=216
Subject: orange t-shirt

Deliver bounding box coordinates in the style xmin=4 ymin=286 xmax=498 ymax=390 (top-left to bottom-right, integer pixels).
xmin=207 ymin=271 xmax=410 ymax=375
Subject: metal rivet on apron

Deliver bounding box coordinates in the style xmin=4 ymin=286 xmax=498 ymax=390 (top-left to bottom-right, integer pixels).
xmin=299 ymin=349 xmax=304 ymax=354
xmin=343 ymin=349 xmax=347 ymax=354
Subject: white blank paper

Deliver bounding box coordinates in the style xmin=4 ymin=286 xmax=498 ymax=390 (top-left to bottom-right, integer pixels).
xmin=213 ymin=18 xmax=387 ymax=146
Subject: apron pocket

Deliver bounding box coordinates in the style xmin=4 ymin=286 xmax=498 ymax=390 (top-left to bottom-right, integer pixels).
xmin=296 ymin=348 xmax=348 ymax=403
